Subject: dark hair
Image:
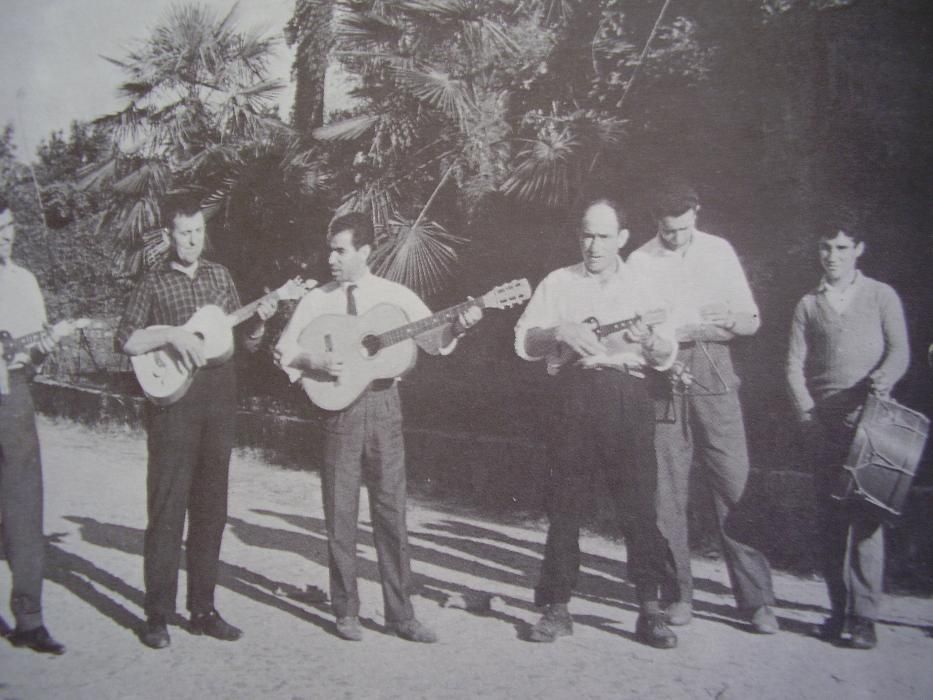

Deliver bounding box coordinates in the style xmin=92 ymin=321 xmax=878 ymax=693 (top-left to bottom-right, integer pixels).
xmin=161 ymin=192 xmax=203 ymax=229
xmin=817 ymin=208 xmax=865 ymax=245
xmin=652 ymin=182 xmax=700 ymax=219
xmin=581 ymin=198 xmax=628 ymax=230
xmin=328 ymin=212 xmax=374 ymax=249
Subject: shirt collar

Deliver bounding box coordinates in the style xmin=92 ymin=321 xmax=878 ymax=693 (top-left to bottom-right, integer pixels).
xmin=339 ymin=269 xmax=373 ymax=289
xmin=169 ymin=259 xmax=200 ymax=279
xmin=819 ymin=269 xmax=861 ymax=294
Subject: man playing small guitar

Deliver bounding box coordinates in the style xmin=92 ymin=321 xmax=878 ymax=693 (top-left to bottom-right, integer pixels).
xmin=0 ymin=197 xmax=66 ymax=655
xmin=116 ymin=192 xmax=279 ymax=649
xmin=274 ymin=212 xmax=482 ymax=643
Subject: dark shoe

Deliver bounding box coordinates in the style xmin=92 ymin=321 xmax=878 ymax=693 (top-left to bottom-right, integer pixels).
xmin=812 ymin=615 xmax=846 ymax=642
xmin=664 ymin=601 xmax=693 ymax=626
xmin=636 ymin=613 xmax=678 ymax=649
xmin=529 ymin=603 xmax=573 ymax=643
xmin=391 ymin=618 xmax=437 ymax=644
xmin=849 ymin=617 xmax=877 ymax=650
xmin=335 ymin=616 xmax=363 ymax=641
xmin=8 ymin=625 xmax=66 ymax=655
xmin=749 ymin=605 xmax=779 ymax=634
xmin=190 ymin=609 xmax=243 ymax=641
xmin=140 ymin=615 xmax=170 ymax=649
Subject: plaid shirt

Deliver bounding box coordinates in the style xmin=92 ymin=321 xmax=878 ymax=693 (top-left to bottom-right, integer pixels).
xmin=115 ymin=259 xmax=242 ymax=350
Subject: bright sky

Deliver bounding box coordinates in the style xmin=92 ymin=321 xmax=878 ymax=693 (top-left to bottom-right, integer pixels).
xmin=0 ymin=0 xmax=296 ymax=158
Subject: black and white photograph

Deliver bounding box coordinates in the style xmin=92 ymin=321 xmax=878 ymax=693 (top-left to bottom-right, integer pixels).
xmin=1 ymin=1 xmax=931 ymax=698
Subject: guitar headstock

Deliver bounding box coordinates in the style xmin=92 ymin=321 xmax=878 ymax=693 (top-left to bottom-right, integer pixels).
xmin=276 ymin=277 xmax=318 ymax=301
xmin=480 ymin=279 xmax=532 ymax=310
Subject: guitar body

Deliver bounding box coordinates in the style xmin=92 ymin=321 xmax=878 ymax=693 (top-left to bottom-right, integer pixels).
xmin=130 ymin=306 xmax=234 ymax=406
xmin=297 ymin=303 xmax=418 ymax=411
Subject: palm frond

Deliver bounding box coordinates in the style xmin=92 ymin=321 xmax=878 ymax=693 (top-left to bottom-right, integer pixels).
xmin=370 ymin=216 xmax=467 ymax=297
xmin=501 ymin=128 xmax=579 ymax=208
xmin=336 ymin=11 xmax=404 ymax=45
xmin=390 ymin=66 xmax=476 ymax=123
xmin=313 ymin=114 xmax=380 ymax=141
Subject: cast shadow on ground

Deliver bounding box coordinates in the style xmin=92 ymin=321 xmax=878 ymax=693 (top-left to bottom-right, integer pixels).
xmin=60 ymin=516 xmax=340 ymax=640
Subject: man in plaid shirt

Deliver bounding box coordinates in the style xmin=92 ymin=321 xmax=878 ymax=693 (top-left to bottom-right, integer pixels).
xmin=116 ymin=193 xmax=277 ymax=650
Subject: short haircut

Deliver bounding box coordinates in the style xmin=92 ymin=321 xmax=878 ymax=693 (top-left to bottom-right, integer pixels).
xmin=817 ymin=208 xmax=865 ymax=245
xmin=652 ymin=182 xmax=700 ymax=219
xmin=580 ymin=198 xmax=627 ymax=230
xmin=161 ymin=192 xmax=203 ymax=229
xmin=328 ymin=211 xmax=374 ymax=249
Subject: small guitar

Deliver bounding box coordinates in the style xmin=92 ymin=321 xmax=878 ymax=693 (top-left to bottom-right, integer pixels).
xmin=545 ymin=309 xmax=667 ymax=376
xmin=132 ymin=277 xmax=317 ymax=405
xmin=297 ymin=279 xmax=532 ymax=411
xmin=0 ymin=318 xmax=95 ymax=363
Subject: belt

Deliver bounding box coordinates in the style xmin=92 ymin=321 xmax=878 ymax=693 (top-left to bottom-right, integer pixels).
xmin=369 ymin=378 xmax=395 ymax=391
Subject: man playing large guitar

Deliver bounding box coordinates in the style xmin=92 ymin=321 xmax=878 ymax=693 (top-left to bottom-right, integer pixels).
xmin=274 ymin=212 xmax=482 ymax=643
xmin=116 ymin=192 xmax=278 ymax=649
xmin=0 ymin=197 xmax=66 ymax=655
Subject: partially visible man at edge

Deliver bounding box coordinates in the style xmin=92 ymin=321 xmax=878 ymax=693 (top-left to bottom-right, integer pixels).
xmin=627 ymin=183 xmax=778 ymax=634
xmin=786 ymin=219 xmax=909 ymax=650
xmin=274 ymin=212 xmax=482 ymax=643
xmin=514 ymin=199 xmax=680 ymax=649
xmin=117 ymin=192 xmax=277 ymax=649
xmin=0 ymin=196 xmax=66 ymax=655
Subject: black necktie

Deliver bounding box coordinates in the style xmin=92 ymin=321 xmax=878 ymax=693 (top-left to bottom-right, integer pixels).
xmin=346 ymin=284 xmax=358 ymax=316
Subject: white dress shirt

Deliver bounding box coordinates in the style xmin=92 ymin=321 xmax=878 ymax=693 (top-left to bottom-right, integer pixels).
xmin=275 ymin=271 xmax=454 ymax=384
xmin=514 ymin=257 xmax=677 ymax=371
xmin=627 ymin=230 xmax=760 ymax=332
xmin=0 ymin=261 xmax=47 ymax=370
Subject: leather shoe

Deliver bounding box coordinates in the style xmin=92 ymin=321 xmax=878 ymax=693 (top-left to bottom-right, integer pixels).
xmin=636 ymin=613 xmax=678 ymax=649
xmin=749 ymin=605 xmax=779 ymax=634
xmin=529 ymin=603 xmax=573 ymax=643
xmin=849 ymin=617 xmax=877 ymax=650
xmin=391 ymin=618 xmax=438 ymax=643
xmin=812 ymin=615 xmax=845 ymax=642
xmin=335 ymin=616 xmax=363 ymax=641
xmin=8 ymin=625 xmax=66 ymax=655
xmin=190 ymin=609 xmax=243 ymax=641
xmin=140 ymin=615 xmax=170 ymax=649
xmin=664 ymin=601 xmax=693 ymax=626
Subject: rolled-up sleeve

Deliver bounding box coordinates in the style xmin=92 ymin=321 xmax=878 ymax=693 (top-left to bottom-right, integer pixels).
xmin=514 ymin=274 xmax=555 ymax=361
xmin=274 ymin=292 xmax=320 ymax=383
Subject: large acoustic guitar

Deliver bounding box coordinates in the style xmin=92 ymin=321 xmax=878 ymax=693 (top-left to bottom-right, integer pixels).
xmin=1 ymin=318 xmax=96 ymax=363
xmin=131 ymin=277 xmax=316 ymax=405
xmin=545 ymin=309 xmax=667 ymax=376
xmin=296 ymin=279 xmax=531 ymax=411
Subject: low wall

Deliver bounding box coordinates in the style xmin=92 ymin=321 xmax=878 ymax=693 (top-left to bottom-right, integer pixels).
xmin=31 ymin=378 xmax=932 ymax=593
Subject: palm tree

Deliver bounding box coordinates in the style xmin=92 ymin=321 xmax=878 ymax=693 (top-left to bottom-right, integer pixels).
xmin=82 ymin=2 xmax=292 ymax=275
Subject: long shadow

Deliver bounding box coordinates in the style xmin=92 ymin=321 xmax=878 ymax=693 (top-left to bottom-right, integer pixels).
xmin=63 ymin=516 xmax=338 ymax=638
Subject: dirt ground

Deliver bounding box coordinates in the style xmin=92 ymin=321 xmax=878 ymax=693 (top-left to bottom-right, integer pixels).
xmin=1 ymin=417 xmax=931 ymax=700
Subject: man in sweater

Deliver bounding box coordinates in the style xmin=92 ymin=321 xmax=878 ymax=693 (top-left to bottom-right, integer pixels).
xmin=786 ymin=221 xmax=910 ymax=650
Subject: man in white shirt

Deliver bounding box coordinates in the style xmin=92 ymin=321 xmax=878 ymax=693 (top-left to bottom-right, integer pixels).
xmin=275 ymin=212 xmax=481 ymax=643
xmin=0 ymin=199 xmax=65 ymax=655
xmin=628 ymin=183 xmax=777 ymax=634
xmin=514 ymin=199 xmax=679 ymax=649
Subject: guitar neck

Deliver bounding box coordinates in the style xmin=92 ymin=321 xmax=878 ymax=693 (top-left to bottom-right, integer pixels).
xmin=227 ymin=290 xmax=281 ymax=328
xmin=377 ymin=298 xmax=482 ymax=348
xmin=594 ymin=316 xmax=641 ymax=339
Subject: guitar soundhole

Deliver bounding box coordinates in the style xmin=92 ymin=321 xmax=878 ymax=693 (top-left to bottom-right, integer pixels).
xmin=361 ymin=334 xmax=382 ymax=357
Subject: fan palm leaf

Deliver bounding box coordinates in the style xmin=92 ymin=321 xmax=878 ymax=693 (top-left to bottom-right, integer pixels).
xmin=370 ymin=216 xmax=466 ymax=297
xmin=501 ymin=127 xmax=579 ymax=208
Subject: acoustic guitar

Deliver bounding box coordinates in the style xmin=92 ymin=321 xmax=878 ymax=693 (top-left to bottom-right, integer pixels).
xmin=296 ymin=279 xmax=531 ymax=411
xmin=545 ymin=309 xmax=667 ymax=375
xmin=131 ymin=277 xmax=316 ymax=405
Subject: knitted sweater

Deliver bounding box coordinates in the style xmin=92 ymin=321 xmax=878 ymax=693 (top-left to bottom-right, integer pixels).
xmin=785 ymin=274 xmax=910 ymax=418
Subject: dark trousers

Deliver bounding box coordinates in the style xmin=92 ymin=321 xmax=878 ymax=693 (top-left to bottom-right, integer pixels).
xmin=321 ymin=385 xmax=414 ymax=624
xmin=535 ymin=369 xmax=673 ymax=609
xmin=144 ymin=363 xmax=236 ymax=618
xmin=813 ymin=407 xmax=884 ymax=621
xmin=654 ymin=391 xmax=774 ymax=611
xmin=0 ymin=371 xmax=45 ymax=630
